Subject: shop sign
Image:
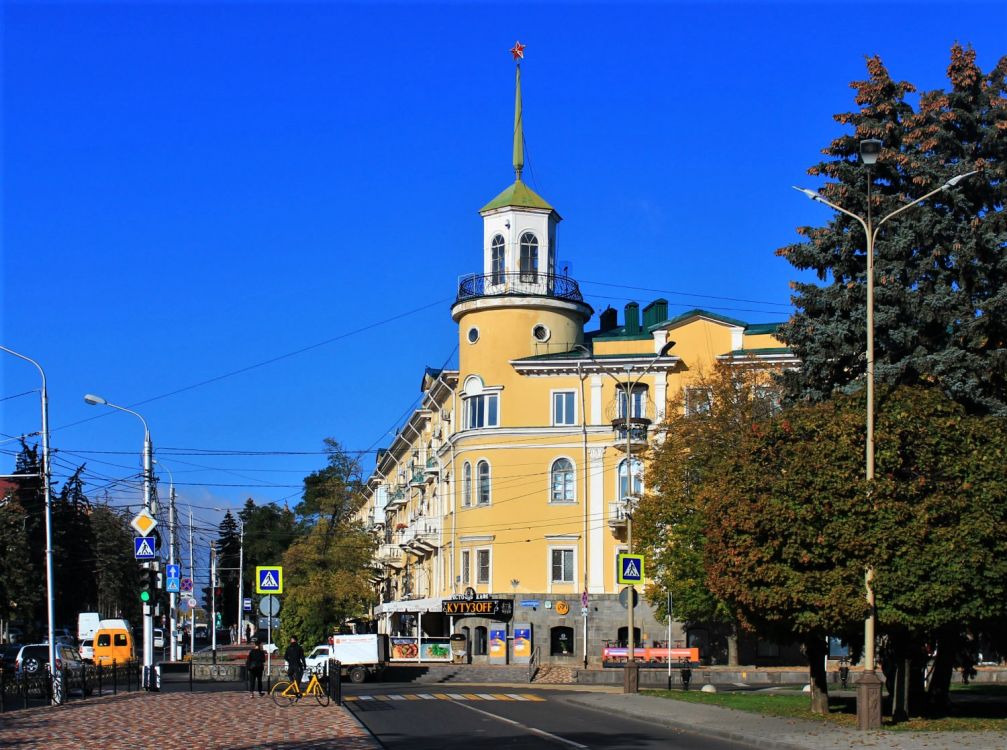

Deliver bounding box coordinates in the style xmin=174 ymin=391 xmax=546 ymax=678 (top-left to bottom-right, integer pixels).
xmin=489 ymin=628 xmax=506 ymax=658
xmin=442 ymin=598 xmax=514 ymax=617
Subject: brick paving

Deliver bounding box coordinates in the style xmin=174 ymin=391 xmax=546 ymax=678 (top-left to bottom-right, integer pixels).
xmin=0 ymin=690 xmax=379 ymax=750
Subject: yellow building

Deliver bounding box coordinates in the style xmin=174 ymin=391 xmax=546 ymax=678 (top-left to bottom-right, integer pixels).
xmin=358 ymin=60 xmax=794 ymax=666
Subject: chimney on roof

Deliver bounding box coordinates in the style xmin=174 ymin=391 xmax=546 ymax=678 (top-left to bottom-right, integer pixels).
xmin=599 ymin=306 xmax=618 ymax=332
xmin=643 ymin=298 xmax=668 ymax=329
xmin=624 ymin=302 xmax=641 ymax=335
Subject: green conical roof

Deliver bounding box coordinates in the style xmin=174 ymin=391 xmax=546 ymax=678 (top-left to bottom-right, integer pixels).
xmin=480 ymin=180 xmax=553 ymax=213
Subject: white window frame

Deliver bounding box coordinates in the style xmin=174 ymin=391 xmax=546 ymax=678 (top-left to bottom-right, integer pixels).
xmin=461 ymin=549 xmax=471 ymax=586
xmin=462 ymin=461 xmax=472 ymax=507
xmin=475 ymin=547 xmax=491 ymax=585
xmin=685 ymin=387 xmax=713 ymax=416
xmin=465 ymin=393 xmax=500 ymax=429
xmin=549 ymin=546 xmax=576 ymax=584
xmin=549 ymin=457 xmax=576 ymax=504
xmin=551 ymin=389 xmax=577 ymax=426
xmin=617 ymin=384 xmax=648 ymax=419
xmin=617 ymin=457 xmax=644 ymax=500
xmin=476 ymin=459 xmax=491 ymax=506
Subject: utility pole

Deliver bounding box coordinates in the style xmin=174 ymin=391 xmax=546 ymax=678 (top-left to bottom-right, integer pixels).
xmin=168 ymin=481 xmax=178 ymax=661
xmin=210 ymin=542 xmax=217 ymax=664
xmin=236 ymin=520 xmax=244 ymax=643
xmin=188 ymin=509 xmax=195 ymax=658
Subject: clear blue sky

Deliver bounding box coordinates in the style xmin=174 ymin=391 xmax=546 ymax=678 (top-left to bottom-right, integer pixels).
xmin=3 ymin=1 xmax=1003 ymax=549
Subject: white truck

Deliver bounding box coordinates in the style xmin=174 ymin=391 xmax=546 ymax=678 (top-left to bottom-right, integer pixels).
xmin=77 ymin=612 xmax=101 ymax=642
xmin=303 ymin=634 xmax=387 ymax=684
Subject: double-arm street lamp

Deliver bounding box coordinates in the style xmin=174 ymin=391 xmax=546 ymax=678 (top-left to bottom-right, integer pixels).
xmin=1 ymin=345 xmax=57 ymax=699
xmin=83 ymin=393 xmax=156 ymax=682
xmin=575 ymin=339 xmax=675 ymax=693
xmin=794 ymin=141 xmax=977 ymax=729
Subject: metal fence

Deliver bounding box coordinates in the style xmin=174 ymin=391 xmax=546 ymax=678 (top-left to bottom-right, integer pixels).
xmin=0 ymin=660 xmax=143 ymax=712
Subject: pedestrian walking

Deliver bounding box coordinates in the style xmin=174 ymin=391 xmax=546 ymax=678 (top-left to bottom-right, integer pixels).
xmin=284 ymin=635 xmax=306 ymax=686
xmin=246 ymin=639 xmax=265 ymax=695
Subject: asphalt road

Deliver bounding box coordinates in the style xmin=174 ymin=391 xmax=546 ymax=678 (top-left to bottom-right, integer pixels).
xmin=343 ymin=682 xmax=752 ymax=750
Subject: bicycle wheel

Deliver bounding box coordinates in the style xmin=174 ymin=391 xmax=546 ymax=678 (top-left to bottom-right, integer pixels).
xmin=270 ymin=680 xmax=297 ymax=707
xmin=313 ymin=681 xmax=330 ymax=706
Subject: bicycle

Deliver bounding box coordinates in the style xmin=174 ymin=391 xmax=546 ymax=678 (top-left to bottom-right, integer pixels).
xmin=270 ymin=667 xmax=330 ymax=707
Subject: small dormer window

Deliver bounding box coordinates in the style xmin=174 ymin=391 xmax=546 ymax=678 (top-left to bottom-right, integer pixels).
xmin=520 ymin=232 xmax=538 ymax=282
xmin=491 ymin=235 xmax=505 ymax=285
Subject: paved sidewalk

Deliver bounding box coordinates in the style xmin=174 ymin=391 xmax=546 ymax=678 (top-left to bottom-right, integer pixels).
xmin=564 ymin=692 xmax=1007 ymax=750
xmin=0 ymin=690 xmax=379 ymax=749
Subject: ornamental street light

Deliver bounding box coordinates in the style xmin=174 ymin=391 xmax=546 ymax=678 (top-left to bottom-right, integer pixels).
xmin=1 ymin=345 xmax=57 ymax=701
xmin=84 ymin=393 xmax=156 ymax=684
xmin=794 ymin=145 xmax=977 ymax=729
xmin=575 ymin=339 xmax=675 ymax=693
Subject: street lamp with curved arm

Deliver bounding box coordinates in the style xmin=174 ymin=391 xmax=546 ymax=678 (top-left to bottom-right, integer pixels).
xmin=1 ymin=345 xmax=57 ymax=698
xmin=573 ymin=339 xmax=675 ymax=692
xmin=793 ymin=157 xmax=978 ymax=728
xmin=83 ymin=392 xmax=155 ymax=681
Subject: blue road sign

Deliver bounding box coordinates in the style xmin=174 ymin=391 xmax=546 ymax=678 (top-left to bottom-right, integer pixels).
xmin=166 ymin=564 xmax=180 ymax=579
xmin=166 ymin=578 xmax=180 ymax=593
xmin=255 ymin=566 xmax=283 ymax=594
xmin=617 ymin=553 xmax=645 ymax=585
xmin=134 ymin=537 xmax=156 ymax=560
xmin=243 ymin=597 xmax=252 ymax=611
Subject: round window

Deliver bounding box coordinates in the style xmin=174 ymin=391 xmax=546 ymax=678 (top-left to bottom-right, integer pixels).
xmin=532 ymin=324 xmax=551 ymax=342
xmin=467 ymin=327 xmax=479 ymax=344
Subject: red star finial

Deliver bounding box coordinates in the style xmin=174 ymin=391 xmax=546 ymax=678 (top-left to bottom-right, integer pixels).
xmin=510 ymin=41 xmax=525 ymax=61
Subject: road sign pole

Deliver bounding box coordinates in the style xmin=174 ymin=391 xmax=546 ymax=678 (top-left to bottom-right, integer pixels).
xmin=236 ymin=521 xmax=244 ymax=643
xmin=142 ymin=431 xmax=153 ymax=685
xmin=168 ymin=483 xmax=177 ymax=661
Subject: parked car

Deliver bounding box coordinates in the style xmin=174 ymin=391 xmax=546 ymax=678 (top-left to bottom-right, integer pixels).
xmin=15 ymin=643 xmax=85 ymax=677
xmin=1 ymin=643 xmax=22 ymax=672
xmin=79 ymin=638 xmax=94 ymax=662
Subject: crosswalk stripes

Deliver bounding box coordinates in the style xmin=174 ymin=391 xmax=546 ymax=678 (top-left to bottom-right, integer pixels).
xmin=344 ymin=693 xmax=546 ymax=702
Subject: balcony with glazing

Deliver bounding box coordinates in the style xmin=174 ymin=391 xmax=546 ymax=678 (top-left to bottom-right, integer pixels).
xmin=456 ymin=271 xmax=584 ymax=303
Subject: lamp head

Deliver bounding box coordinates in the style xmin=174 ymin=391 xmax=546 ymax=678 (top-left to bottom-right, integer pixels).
xmin=944 ymin=170 xmax=978 ymax=189
xmin=792 ymin=186 xmax=822 ymax=202
xmin=83 ymin=394 xmax=107 ymax=406
xmin=860 ymin=138 xmax=882 ymax=166
xmin=659 ymin=340 xmax=676 ymax=357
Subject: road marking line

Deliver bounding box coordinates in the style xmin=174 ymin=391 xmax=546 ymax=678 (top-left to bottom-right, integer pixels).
xmin=462 ymin=693 xmax=482 ymax=700
xmin=494 ymin=694 xmax=515 ymax=701
xmin=476 ymin=693 xmax=497 ymax=700
xmin=446 ymin=694 xmax=466 ymax=700
xmin=417 ymin=693 xmax=436 ymax=699
xmin=505 ymin=693 xmax=530 ymax=700
xmin=344 ymin=695 xmax=359 ymax=701
xmin=451 ymin=701 xmax=587 ymax=749
xmin=520 ymin=693 xmax=547 ymax=702
xmin=432 ymin=693 xmax=451 ymax=700
xmin=404 ymin=694 xmax=421 ymax=700
xmin=357 ymin=695 xmax=374 ymax=701
xmin=375 ymin=695 xmax=392 ymax=701
xmin=389 ymin=694 xmax=407 ymax=700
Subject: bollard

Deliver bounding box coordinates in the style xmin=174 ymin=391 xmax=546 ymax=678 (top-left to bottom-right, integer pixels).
xmin=112 ymin=660 xmax=118 ymax=695
xmin=0 ymin=666 xmax=5 ymax=714
xmin=680 ymin=662 xmax=692 ymax=691
xmin=97 ymin=663 xmax=103 ymax=697
xmin=21 ymin=667 xmax=28 ymax=710
xmin=334 ymin=660 xmax=341 ymax=706
xmin=189 ymin=659 xmax=193 ymax=692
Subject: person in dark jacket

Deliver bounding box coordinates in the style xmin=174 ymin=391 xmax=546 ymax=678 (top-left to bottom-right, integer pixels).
xmin=283 ymin=636 xmax=306 ymax=686
xmin=246 ymin=639 xmax=265 ymax=695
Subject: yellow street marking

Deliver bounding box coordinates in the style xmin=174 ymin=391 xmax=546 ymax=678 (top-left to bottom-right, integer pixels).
xmin=520 ymin=693 xmax=546 ymax=701
xmin=375 ymin=694 xmax=392 ymax=701
xmin=344 ymin=696 xmax=358 ymax=701
xmin=432 ymin=693 xmax=451 ymax=700
xmin=404 ymin=694 xmax=421 ymax=700
xmin=494 ymin=694 xmax=515 ymax=701
xmin=462 ymin=693 xmax=482 ymax=700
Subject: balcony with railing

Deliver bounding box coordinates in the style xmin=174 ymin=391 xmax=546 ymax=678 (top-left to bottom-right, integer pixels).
xmin=401 ymin=516 xmax=442 ymax=556
xmin=456 ymin=271 xmax=584 ymax=303
xmin=608 ymin=500 xmax=629 ymax=529
xmin=378 ymin=543 xmax=404 ymax=566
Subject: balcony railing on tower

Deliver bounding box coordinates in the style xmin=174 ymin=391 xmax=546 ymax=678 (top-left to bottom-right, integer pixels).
xmin=456 ymin=271 xmax=583 ymax=303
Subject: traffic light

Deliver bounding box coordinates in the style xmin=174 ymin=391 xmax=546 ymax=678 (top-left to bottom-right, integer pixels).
xmin=215 ymin=612 xmax=222 ymax=629
xmin=140 ymin=568 xmax=157 ymax=604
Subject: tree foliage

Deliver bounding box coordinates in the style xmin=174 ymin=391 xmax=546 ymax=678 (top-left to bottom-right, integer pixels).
xmin=636 ymin=361 xmax=784 ymax=663
xmin=778 ymin=45 xmax=1007 ymax=414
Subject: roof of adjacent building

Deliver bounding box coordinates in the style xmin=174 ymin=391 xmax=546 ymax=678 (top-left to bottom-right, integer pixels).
xmin=589 ymin=308 xmax=786 ymax=340
xmin=480 ymin=179 xmax=553 ymax=213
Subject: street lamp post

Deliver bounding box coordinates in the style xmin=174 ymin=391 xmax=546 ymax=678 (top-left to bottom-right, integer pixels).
xmin=575 ymin=340 xmax=675 ymax=693
xmin=1 ymin=346 xmax=57 ymax=701
xmin=83 ymin=393 xmax=156 ymax=684
xmin=794 ymin=145 xmax=977 ymax=729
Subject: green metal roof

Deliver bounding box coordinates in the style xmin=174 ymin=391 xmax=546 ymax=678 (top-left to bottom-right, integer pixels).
xmin=480 ymin=180 xmax=553 ymax=213
xmin=745 ymin=322 xmax=782 ymax=335
xmin=725 ymin=347 xmax=793 ymax=356
xmin=513 ymin=349 xmax=667 ymax=362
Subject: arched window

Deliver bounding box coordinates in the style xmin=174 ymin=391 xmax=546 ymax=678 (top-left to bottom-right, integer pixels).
xmin=477 ymin=460 xmax=491 ymax=505
xmin=550 ymin=626 xmax=575 ymax=656
xmin=519 ymin=232 xmax=538 ymax=282
xmin=550 ymin=458 xmax=575 ymax=502
xmin=491 ymin=234 xmax=505 ymax=285
xmin=618 ymin=458 xmax=643 ymax=500
xmin=462 ymin=462 xmax=472 ymax=507
xmin=474 ymin=626 xmax=488 ymax=656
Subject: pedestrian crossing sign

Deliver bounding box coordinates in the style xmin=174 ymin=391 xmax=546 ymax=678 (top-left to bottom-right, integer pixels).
xmin=617 ymin=554 xmax=645 ymax=585
xmin=256 ymin=566 xmax=283 ymax=594
xmin=134 ymin=536 xmax=156 ymax=560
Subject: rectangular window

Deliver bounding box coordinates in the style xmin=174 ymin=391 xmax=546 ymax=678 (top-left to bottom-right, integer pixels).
xmin=461 ymin=550 xmax=471 ymax=585
xmin=466 ymin=394 xmax=499 ymax=429
xmin=617 ymin=386 xmax=647 ymax=419
xmin=552 ymin=391 xmax=576 ymax=426
xmin=476 ymin=548 xmax=491 ymax=584
xmin=685 ymin=388 xmax=713 ymax=416
xmin=551 ymin=548 xmax=574 ymax=583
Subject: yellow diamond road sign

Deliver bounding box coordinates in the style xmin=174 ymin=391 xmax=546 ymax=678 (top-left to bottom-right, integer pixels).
xmin=130 ymin=508 xmax=157 ymax=537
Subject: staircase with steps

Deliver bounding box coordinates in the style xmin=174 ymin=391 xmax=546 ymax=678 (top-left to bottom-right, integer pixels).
xmin=531 ymin=665 xmax=578 ymax=684
xmin=381 ymin=664 xmax=531 ymax=684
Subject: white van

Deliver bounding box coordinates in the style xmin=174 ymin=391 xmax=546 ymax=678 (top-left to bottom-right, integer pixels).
xmin=78 ymin=612 xmax=101 ymax=642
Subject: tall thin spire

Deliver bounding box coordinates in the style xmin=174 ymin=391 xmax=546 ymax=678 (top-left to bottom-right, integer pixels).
xmin=510 ymin=41 xmax=526 ymax=182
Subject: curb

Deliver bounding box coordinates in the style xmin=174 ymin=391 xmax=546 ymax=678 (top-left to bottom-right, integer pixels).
xmin=561 ymin=693 xmax=812 ymax=750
